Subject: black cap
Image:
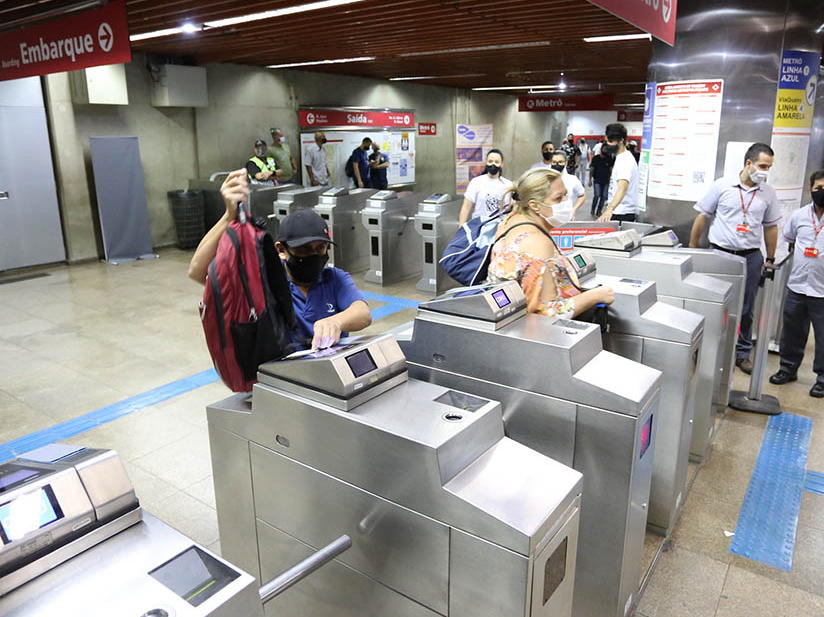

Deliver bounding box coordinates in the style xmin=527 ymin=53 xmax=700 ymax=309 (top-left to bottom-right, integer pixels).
xmin=277 ymin=210 xmax=334 ymax=247
xmin=254 ymin=139 xmax=266 ymax=147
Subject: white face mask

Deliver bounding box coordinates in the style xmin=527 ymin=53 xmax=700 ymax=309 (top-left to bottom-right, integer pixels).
xmin=552 ymin=199 xmax=573 ymax=224
xmin=749 ymin=165 xmax=768 ymax=185
xmin=535 ymin=201 xmax=564 ymax=228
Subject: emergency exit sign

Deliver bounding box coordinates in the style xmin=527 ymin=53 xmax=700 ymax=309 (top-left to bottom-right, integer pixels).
xmin=418 ymin=123 xmax=437 ymax=136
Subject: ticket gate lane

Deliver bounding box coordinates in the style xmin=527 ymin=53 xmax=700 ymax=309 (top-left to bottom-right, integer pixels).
xmin=362 ymin=191 xmax=427 ymax=285
xmin=400 ymin=283 xmax=662 ymax=617
xmin=267 ymin=186 xmax=329 ymax=238
xmin=413 ymin=193 xmax=463 ymax=295
xmin=248 ymin=183 xmax=300 ymax=222
xmin=314 ymin=187 xmax=377 ymax=272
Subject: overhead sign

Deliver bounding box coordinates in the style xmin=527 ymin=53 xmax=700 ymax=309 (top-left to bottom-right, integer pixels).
xmin=617 ymin=110 xmax=644 ymax=122
xmin=299 ymin=108 xmax=415 ymax=129
xmin=518 ymin=93 xmax=614 ymax=112
xmin=418 ymin=123 xmax=437 ymax=136
xmin=586 ymin=0 xmax=677 ymax=46
xmin=0 ymin=0 xmax=131 ymax=82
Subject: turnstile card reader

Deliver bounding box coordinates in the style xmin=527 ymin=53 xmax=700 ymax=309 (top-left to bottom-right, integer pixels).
xmin=414 ymin=193 xmax=464 ymax=295
xmin=417 ymin=281 xmax=526 ymax=330
xmin=248 ymin=183 xmax=299 ymax=222
xmin=314 ymin=187 xmax=377 ymax=272
xmin=575 ymin=234 xmax=733 ymax=463
xmin=210 ymin=333 xmax=583 ymax=617
xmin=272 ymin=186 xmax=327 ymax=221
xmin=362 ymin=190 xmax=425 ymax=285
xmin=569 ymin=249 xmax=705 ymax=536
xmin=573 ymin=229 xmax=642 ymax=255
xmin=401 ymin=283 xmax=662 ymax=617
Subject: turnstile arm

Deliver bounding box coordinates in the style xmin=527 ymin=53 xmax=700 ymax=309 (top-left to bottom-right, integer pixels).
xmin=258 ymin=534 xmax=352 ymax=604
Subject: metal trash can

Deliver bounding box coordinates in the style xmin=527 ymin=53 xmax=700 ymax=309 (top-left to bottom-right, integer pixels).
xmin=168 ymin=189 xmax=205 ymax=249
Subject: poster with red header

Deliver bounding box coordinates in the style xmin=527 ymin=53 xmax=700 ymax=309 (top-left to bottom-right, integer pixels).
xmin=0 ymin=0 xmax=131 ymax=82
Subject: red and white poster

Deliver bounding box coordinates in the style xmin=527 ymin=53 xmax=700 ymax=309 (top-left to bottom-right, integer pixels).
xmin=647 ymin=79 xmax=724 ymax=202
xmin=519 ymin=93 xmax=614 ymax=112
xmin=585 ymin=0 xmax=677 ymax=46
xmin=418 ymin=123 xmax=437 ymax=136
xmin=550 ymin=226 xmax=618 ymax=252
xmin=299 ymin=108 xmax=415 ymax=129
xmin=0 ymin=0 xmax=131 ymax=82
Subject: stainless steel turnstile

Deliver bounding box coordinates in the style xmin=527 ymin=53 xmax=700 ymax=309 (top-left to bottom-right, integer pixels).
xmin=362 ymin=190 xmax=425 ymax=285
xmin=413 ymin=193 xmax=463 ymax=294
xmin=314 ymin=187 xmax=377 ymax=272
xmin=399 ymin=282 xmax=662 ymax=617
xmin=268 ymin=186 xmax=328 ymax=236
xmin=575 ymin=230 xmax=733 ymax=462
xmin=208 ymin=334 xmax=583 ymax=617
xmin=248 ymin=183 xmax=300 ymax=222
xmin=568 ymin=249 xmax=705 ymax=536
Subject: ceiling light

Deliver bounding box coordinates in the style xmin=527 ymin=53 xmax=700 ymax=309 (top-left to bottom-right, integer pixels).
xmin=204 ymin=0 xmax=369 ymax=28
xmin=472 ymin=84 xmax=556 ymax=91
xmin=558 ymin=72 xmax=567 ymax=90
xmin=181 ymin=23 xmax=198 ymax=34
xmin=583 ymin=33 xmax=652 ymax=42
xmin=268 ymin=56 xmax=375 ymax=69
xmin=130 ymin=27 xmax=189 ymax=41
xmin=400 ymin=41 xmax=550 ymax=58
xmin=389 ymin=73 xmax=485 ymax=81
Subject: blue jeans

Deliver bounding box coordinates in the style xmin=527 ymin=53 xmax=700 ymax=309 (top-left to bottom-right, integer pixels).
xmin=779 ymin=289 xmax=824 ymax=382
xmin=591 ymin=182 xmax=607 ymax=215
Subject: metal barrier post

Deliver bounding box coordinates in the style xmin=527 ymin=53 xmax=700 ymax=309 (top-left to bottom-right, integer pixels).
xmin=729 ymin=255 xmax=791 ymax=415
xmin=258 ymin=535 xmax=351 ymax=605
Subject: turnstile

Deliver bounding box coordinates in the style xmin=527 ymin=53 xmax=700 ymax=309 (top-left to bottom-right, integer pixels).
xmin=399 ymin=282 xmax=662 ymax=617
xmin=575 ymin=230 xmax=733 ymax=462
xmin=0 ymin=446 xmax=261 ymax=617
xmin=413 ymin=193 xmax=463 ymax=294
xmin=314 ymin=186 xmax=377 ymax=272
xmin=208 ymin=334 xmax=584 ymax=617
xmin=268 ymin=186 xmax=328 ymax=236
xmin=362 ymin=190 xmax=425 ymax=285
xmin=249 ymin=183 xmax=300 ymax=222
xmin=568 ymin=249 xmax=705 ymax=536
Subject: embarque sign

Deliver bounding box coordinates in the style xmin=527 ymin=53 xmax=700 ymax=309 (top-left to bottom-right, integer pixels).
xmin=0 ymin=0 xmax=131 ymax=82
xmin=586 ymin=0 xmax=677 ymax=46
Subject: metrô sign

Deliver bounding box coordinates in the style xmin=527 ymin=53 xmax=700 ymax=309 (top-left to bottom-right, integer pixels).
xmin=0 ymin=0 xmax=131 ymax=82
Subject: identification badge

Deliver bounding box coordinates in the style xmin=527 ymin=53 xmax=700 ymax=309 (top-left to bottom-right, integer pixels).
xmin=737 ymin=223 xmax=751 ymax=234
xmin=804 ymin=246 xmax=819 ymax=258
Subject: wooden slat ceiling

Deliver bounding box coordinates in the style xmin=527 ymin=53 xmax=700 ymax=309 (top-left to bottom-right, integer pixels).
xmin=1 ymin=0 xmax=650 ymax=102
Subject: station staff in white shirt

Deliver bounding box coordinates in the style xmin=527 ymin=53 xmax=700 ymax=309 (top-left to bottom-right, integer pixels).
xmin=689 ymin=142 xmax=781 ymax=374
xmin=304 ymin=131 xmax=330 ymax=186
xmin=597 ymin=123 xmax=639 ymax=222
xmin=769 ymin=170 xmax=824 ymax=398
xmin=459 ymin=149 xmax=512 ymax=224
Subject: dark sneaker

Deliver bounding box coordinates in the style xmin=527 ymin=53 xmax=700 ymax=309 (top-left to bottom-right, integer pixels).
xmin=811 ymin=382 xmax=824 ymax=398
xmin=769 ymin=370 xmax=797 ymax=385
xmin=736 ymin=358 xmax=753 ymax=375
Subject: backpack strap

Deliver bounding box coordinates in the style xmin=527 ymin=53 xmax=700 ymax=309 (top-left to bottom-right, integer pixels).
xmin=225 ymin=226 xmax=258 ymax=320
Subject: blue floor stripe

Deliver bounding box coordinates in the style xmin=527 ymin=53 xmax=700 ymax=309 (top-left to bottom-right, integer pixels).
xmin=805 ymin=470 xmax=824 ymax=496
xmin=730 ymin=413 xmax=812 ymax=572
xmin=362 ymin=291 xmax=420 ymax=309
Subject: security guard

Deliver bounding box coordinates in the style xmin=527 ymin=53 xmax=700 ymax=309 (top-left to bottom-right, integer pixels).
xmin=689 ymin=142 xmax=781 ymax=374
xmin=770 ymin=170 xmax=824 ymax=398
xmin=246 ymin=140 xmax=282 ymax=185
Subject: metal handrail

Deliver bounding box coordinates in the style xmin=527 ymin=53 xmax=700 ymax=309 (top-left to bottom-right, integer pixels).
xmin=209 ymin=171 xmax=233 ymax=182
xmin=258 ymin=535 xmax=351 ymax=604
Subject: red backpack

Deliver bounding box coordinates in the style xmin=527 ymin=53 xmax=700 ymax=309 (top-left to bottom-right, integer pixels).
xmin=199 ymin=211 xmax=295 ymax=392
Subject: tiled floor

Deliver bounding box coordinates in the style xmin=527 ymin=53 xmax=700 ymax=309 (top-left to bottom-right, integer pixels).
xmin=1 ymin=243 xmax=823 ymax=616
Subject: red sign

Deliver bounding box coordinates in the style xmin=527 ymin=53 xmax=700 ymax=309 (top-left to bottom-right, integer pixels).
xmin=299 ymin=109 xmax=415 ymax=129
xmin=0 ymin=0 xmax=131 ymax=82
xmin=519 ymin=93 xmax=615 ymax=112
xmin=586 ymin=0 xmax=677 ymax=46
xmin=550 ymin=226 xmax=617 ymax=252
xmin=618 ymin=110 xmax=644 ymax=122
xmin=655 ymin=80 xmax=722 ymax=97
xmin=418 ymin=123 xmax=437 ymax=136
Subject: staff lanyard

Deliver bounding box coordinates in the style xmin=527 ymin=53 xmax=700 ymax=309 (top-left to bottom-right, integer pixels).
xmin=812 ymin=206 xmax=824 ymax=243
xmin=738 ymin=187 xmax=757 ymax=225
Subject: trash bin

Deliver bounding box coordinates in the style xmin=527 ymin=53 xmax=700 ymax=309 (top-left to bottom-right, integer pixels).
xmin=168 ymin=190 xmax=205 ymax=250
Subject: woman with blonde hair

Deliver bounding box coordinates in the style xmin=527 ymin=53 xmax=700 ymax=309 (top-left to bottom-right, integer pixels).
xmin=487 ymin=167 xmax=614 ymax=317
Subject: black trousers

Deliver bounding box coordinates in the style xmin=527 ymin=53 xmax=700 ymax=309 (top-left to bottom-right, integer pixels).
xmin=610 ymin=213 xmax=637 ymax=222
xmin=779 ymin=288 xmax=824 ymax=383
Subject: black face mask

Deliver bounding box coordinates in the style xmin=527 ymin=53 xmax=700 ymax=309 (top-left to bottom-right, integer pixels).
xmin=286 ymin=249 xmax=328 ymax=284
xmin=486 ymin=164 xmax=501 ymax=176
xmin=603 ymin=144 xmax=620 ymax=155
xmin=813 ymin=189 xmax=824 ymax=207
xmin=542 ymin=151 xmax=553 ymax=161
xmin=551 ymin=164 xmax=566 ymax=173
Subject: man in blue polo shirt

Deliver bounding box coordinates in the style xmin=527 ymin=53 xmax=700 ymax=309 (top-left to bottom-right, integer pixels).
xmin=188 ymin=169 xmax=371 ymax=350
xmin=350 ymin=137 xmax=372 ymax=189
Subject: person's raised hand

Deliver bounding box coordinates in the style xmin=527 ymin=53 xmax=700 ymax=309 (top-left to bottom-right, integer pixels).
xmin=220 ymin=169 xmax=249 ymax=220
xmin=311 ymin=316 xmax=343 ymax=350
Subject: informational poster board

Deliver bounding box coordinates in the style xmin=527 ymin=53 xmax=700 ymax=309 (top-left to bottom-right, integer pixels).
xmin=647 ymin=79 xmax=724 ymax=202
xmin=769 ymin=49 xmax=820 ymax=260
xmin=637 ymin=82 xmax=656 ymax=212
xmin=456 ymin=124 xmax=494 ymax=193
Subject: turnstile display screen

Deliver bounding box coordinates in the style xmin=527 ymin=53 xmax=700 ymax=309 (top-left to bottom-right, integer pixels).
xmin=573 ymin=254 xmax=587 ymax=268
xmin=0 ymin=464 xmax=44 ymax=494
xmin=492 ymin=289 xmax=511 ymax=308
xmin=0 ymin=485 xmax=64 ymax=544
xmin=345 ymin=349 xmax=378 ymax=377
xmin=640 ymin=416 xmax=653 ymax=459
xmin=149 ymin=546 xmax=240 ymax=607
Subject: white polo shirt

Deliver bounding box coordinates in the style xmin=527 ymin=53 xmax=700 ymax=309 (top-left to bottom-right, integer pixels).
xmin=608 ymin=150 xmax=639 ymax=215
xmin=527 ymin=163 xmax=585 ymax=201
xmin=465 ymin=173 xmax=513 ymax=219
xmin=304 ymin=144 xmax=329 ymax=185
xmin=784 ymin=203 xmax=824 ymax=297
xmin=694 ymin=175 xmax=781 ymax=250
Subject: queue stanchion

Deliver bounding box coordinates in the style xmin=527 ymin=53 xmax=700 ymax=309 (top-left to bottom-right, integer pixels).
xmin=729 ymin=254 xmax=792 ymax=415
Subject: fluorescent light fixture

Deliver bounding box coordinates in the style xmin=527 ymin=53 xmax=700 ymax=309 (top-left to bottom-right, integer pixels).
xmin=130 ymin=27 xmax=189 ymax=41
xmin=472 ymin=84 xmax=556 ymax=91
xmin=389 ymin=73 xmax=485 ymax=81
xmin=204 ymin=0 xmax=369 ymax=28
xmin=268 ymin=56 xmax=375 ymax=69
xmin=400 ymin=41 xmax=550 ymax=58
xmin=181 ymin=23 xmax=198 ymax=33
xmin=558 ymin=72 xmax=567 ymax=91
xmin=583 ymin=33 xmax=652 ymax=42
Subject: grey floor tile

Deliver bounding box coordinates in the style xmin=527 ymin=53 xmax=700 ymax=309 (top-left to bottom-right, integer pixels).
xmin=716 ymin=565 xmax=824 ymax=617
xmin=669 ymin=489 xmax=739 ymax=564
xmin=131 ymin=429 xmax=213 ymax=491
xmin=799 ymin=491 xmax=824 ymax=533
xmin=207 ymin=539 xmax=222 ymax=557
xmin=123 ymin=460 xmax=178 ymax=509
xmin=184 ymin=476 xmax=217 ymax=510
xmin=690 ymin=447 xmax=757 ymax=506
xmin=147 ymin=490 xmax=219 ymax=547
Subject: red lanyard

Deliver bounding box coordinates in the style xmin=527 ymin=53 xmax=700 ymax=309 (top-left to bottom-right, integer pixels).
xmin=738 ymin=187 xmax=757 ymax=223
xmin=812 ymin=206 xmax=824 ymax=241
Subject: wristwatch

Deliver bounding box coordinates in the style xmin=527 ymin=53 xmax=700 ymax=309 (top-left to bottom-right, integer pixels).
xmin=765 ymin=257 xmax=775 ymax=263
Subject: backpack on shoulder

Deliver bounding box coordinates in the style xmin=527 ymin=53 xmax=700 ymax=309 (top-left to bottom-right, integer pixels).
xmin=199 ymin=208 xmax=296 ymax=392
xmin=438 ymin=210 xmax=508 ymax=286
xmin=344 ymin=154 xmax=355 ymax=178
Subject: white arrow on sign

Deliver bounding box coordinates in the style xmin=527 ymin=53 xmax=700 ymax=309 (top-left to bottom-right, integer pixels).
xmin=98 ymin=22 xmax=113 ymax=52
